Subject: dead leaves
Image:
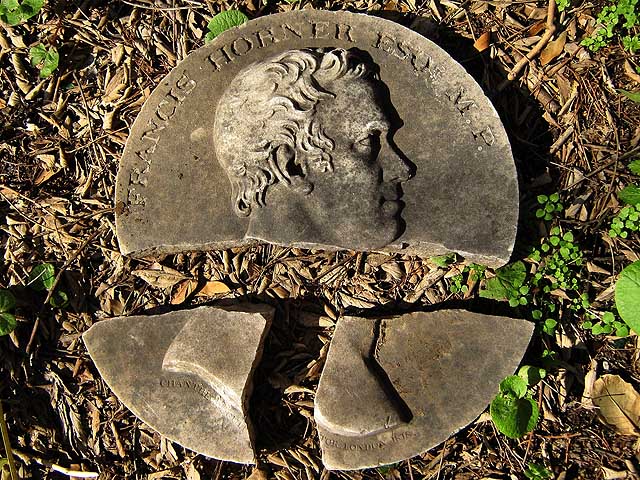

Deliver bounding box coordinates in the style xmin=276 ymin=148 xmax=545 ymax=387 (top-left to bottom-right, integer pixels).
xmin=540 ymin=31 xmax=567 ymax=66
xmin=593 ymin=375 xmax=640 ymax=436
xmin=132 ymin=264 xmax=187 ymax=289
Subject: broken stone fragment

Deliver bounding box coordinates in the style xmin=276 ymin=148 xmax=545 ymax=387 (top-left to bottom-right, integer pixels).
xmin=83 ymin=304 xmax=273 ymax=464
xmin=315 ymin=310 xmax=534 ymax=470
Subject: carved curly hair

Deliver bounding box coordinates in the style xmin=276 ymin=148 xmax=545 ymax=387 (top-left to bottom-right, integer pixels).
xmin=213 ymin=48 xmax=376 ymax=217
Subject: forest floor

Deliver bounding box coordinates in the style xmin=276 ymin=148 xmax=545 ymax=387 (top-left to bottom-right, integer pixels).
xmin=1 ymin=0 xmax=640 ymax=478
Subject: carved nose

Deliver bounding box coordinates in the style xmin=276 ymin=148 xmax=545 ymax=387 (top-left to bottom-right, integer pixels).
xmin=380 ymin=137 xmax=412 ymax=183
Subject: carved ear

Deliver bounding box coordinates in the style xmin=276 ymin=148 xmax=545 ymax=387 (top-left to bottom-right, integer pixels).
xmin=270 ymin=145 xmax=313 ymax=195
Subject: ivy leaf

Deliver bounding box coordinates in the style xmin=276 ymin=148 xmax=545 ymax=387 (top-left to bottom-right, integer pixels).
xmin=619 ymin=185 xmax=640 ymax=205
xmin=490 ymin=393 xmax=539 ymax=439
xmin=0 ymin=289 xmax=16 ymax=313
xmin=518 ymin=366 xmax=546 ymax=386
xmin=618 ymin=89 xmax=640 ymax=103
xmin=29 ymin=44 xmax=59 ymax=78
xmin=29 ymin=43 xmax=47 ymax=65
xmin=430 ymin=253 xmax=456 ymax=268
xmin=499 ymin=375 xmax=528 ymax=398
xmin=0 ymin=312 xmax=17 ymax=336
xmin=205 ymin=10 xmax=248 ymax=42
xmin=28 ymin=263 xmax=55 ymax=291
xmin=20 ymin=0 xmax=42 ymax=18
xmin=616 ymin=261 xmax=640 ymax=334
xmin=628 ymin=160 xmax=640 ymax=176
xmin=479 ymin=261 xmax=527 ymax=301
xmin=49 ymin=290 xmax=69 ymax=308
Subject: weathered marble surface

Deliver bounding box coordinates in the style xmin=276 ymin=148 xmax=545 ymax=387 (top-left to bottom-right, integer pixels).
xmin=83 ymin=305 xmax=273 ymax=464
xmin=314 ymin=310 xmax=534 ymax=470
xmin=115 ymin=10 xmax=518 ymax=267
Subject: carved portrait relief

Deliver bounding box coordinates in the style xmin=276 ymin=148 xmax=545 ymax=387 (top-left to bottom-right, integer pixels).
xmin=214 ymin=48 xmax=413 ymax=250
xmin=115 ymin=11 xmax=519 ymax=267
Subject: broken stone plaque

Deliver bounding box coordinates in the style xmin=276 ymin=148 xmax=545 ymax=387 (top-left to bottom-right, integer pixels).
xmin=314 ymin=310 xmax=534 ymax=470
xmin=115 ymin=10 xmax=518 ymax=267
xmin=83 ymin=305 xmax=273 ymax=464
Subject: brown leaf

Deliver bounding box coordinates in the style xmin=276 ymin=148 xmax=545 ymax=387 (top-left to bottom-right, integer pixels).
xmin=624 ymin=60 xmax=640 ymax=84
xmin=196 ymin=280 xmax=231 ymax=296
xmin=540 ymin=31 xmax=567 ymax=66
xmin=473 ymin=31 xmax=491 ymax=52
xmin=592 ymin=374 xmax=640 ymax=436
xmin=132 ymin=265 xmax=187 ymax=289
xmin=171 ymin=279 xmax=198 ymax=304
xmin=246 ymin=468 xmax=267 ymax=480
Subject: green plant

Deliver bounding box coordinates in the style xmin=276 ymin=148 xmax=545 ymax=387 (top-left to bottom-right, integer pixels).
xmin=524 ymin=463 xmax=552 ymax=480
xmin=490 ymin=374 xmax=540 ymax=439
xmin=448 ymin=263 xmax=486 ymax=294
xmin=581 ymin=0 xmax=639 ymax=53
xmin=0 ymin=0 xmax=42 ymax=25
xmin=582 ymin=311 xmax=629 ymax=336
xmin=0 ymin=290 xmax=16 ymax=336
xmin=610 ymin=204 xmax=640 ymax=238
xmin=479 ymin=260 xmax=530 ymax=307
xmin=431 ymin=252 xmax=457 ymax=268
xmin=555 ymin=0 xmax=570 ymax=12
xmin=615 ymin=260 xmax=640 ymax=334
xmin=618 ymin=184 xmax=640 ymax=204
xmin=205 ymin=10 xmax=248 ymax=42
xmin=536 ymin=193 xmax=563 ymax=221
xmin=27 ymin=263 xmax=69 ymax=308
xmin=29 ymin=44 xmax=59 ymax=78
xmin=529 ymin=228 xmax=583 ymax=294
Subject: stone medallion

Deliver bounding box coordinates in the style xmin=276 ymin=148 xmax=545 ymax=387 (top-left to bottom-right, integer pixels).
xmin=83 ymin=305 xmax=273 ymax=464
xmin=314 ymin=310 xmax=534 ymax=470
xmin=115 ymin=10 xmax=518 ymax=267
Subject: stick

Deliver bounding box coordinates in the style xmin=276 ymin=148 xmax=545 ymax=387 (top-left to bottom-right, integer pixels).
xmin=0 ymin=401 xmax=18 ymax=480
xmin=500 ymin=0 xmax=557 ymax=87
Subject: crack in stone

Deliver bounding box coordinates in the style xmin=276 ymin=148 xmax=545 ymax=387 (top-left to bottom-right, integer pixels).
xmin=364 ymin=319 xmax=413 ymax=424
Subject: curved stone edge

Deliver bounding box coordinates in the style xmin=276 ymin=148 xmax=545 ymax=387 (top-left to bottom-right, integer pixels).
xmin=82 ymin=304 xmax=273 ymax=464
xmin=115 ymin=10 xmax=518 ymax=268
xmin=315 ymin=310 xmax=534 ymax=470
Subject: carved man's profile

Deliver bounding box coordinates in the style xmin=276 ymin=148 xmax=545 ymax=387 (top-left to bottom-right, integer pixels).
xmin=213 ymin=48 xmax=413 ymax=250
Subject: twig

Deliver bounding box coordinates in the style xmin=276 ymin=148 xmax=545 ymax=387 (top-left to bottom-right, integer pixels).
xmin=12 ymin=449 xmax=98 ymax=478
xmin=26 ymin=226 xmax=105 ymax=353
xmin=499 ymin=0 xmax=557 ymax=87
xmin=0 ymin=401 xmax=18 ymax=480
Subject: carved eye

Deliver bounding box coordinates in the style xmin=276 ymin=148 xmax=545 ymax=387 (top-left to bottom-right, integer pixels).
xmin=354 ymin=130 xmax=381 ymax=153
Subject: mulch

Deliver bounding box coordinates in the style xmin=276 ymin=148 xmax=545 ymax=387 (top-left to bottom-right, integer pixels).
xmin=1 ymin=0 xmax=640 ymax=478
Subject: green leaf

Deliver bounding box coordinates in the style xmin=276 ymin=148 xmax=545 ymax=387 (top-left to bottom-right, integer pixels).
xmin=29 ymin=43 xmax=46 ymax=65
xmin=20 ymin=0 xmax=42 ymax=18
xmin=619 ymin=185 xmax=640 ymax=205
xmin=618 ymin=89 xmax=640 ymax=103
xmin=628 ymin=160 xmax=640 ymax=175
xmin=524 ymin=463 xmax=552 ymax=480
xmin=28 ymin=263 xmax=55 ymax=291
xmin=430 ymin=253 xmax=456 ymax=268
xmin=479 ymin=261 xmax=527 ymax=301
xmin=499 ymin=375 xmax=528 ymax=398
xmin=206 ymin=10 xmax=248 ymax=42
xmin=490 ymin=394 xmax=539 ymax=439
xmin=49 ymin=290 xmax=68 ymax=308
xmin=30 ymin=44 xmax=58 ymax=78
xmin=0 ymin=289 xmax=15 ymax=313
xmin=0 ymin=312 xmax=17 ymax=336
xmin=616 ymin=261 xmax=640 ymax=334
xmin=518 ymin=366 xmax=546 ymax=386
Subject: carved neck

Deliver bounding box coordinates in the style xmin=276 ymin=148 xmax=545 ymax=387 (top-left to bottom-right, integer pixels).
xmin=245 ymin=184 xmax=328 ymax=246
